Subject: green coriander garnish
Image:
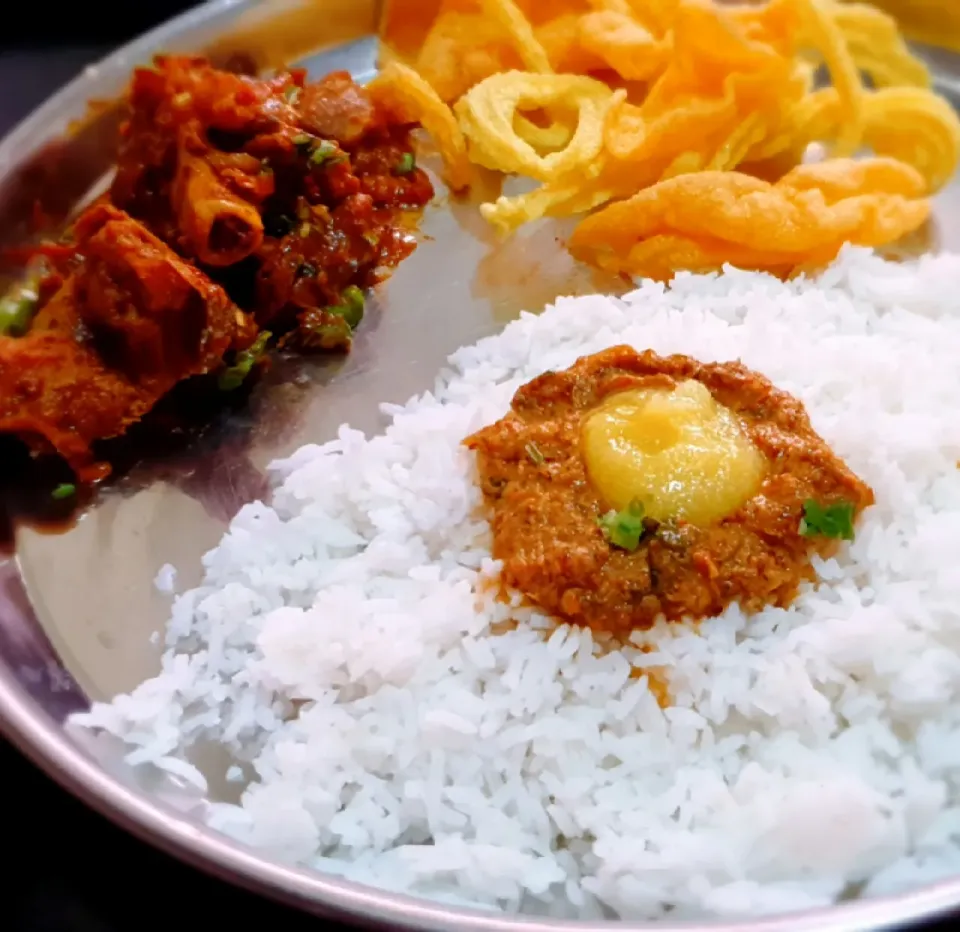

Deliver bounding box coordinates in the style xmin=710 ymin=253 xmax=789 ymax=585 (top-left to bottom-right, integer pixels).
xmin=525 ymin=441 xmax=545 ymax=466
xmin=218 ymin=331 xmax=272 ymax=392
xmin=309 ymin=139 xmax=340 ymax=166
xmin=598 ymin=499 xmax=646 ymax=552
xmin=0 ymin=288 xmax=38 ymax=337
xmin=799 ymin=499 xmax=856 ymax=540
xmin=51 ymin=482 xmax=76 ymax=501
xmin=395 ymin=152 xmax=416 ymax=175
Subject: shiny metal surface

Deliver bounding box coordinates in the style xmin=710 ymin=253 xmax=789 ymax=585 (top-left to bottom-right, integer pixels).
xmin=2 ymin=3 xmax=960 ymax=930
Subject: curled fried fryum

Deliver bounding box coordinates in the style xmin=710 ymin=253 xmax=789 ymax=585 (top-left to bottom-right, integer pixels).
xmin=829 ymin=1 xmax=930 ymax=88
xmin=777 ymin=156 xmax=927 ymax=200
xmin=480 ymin=0 xmax=553 ymax=74
xmin=861 ymin=88 xmax=960 ymax=194
xmin=480 ymin=172 xmax=614 ymax=238
xmin=455 ymin=72 xmax=617 ymax=181
xmin=409 ymin=0 xmax=557 ymax=104
xmin=727 ymin=0 xmax=803 ymax=53
xmin=535 ymin=13 xmax=605 ymax=73
xmin=374 ymin=0 xmax=957 ymax=282
xmin=513 ymin=111 xmax=577 ymax=152
xmin=729 ymin=0 xmax=929 ymax=88
xmin=748 ymin=85 xmax=960 ymax=193
xmin=705 ymin=112 xmax=770 ymax=171
xmin=641 ymin=0 xmax=797 ymax=116
xmin=479 ymin=60 xmax=799 ymax=239
xmin=478 ymin=1 xmax=810 ymax=239
xmin=569 ymin=157 xmax=930 ymax=279
xmin=367 ymin=62 xmax=472 ymax=191
xmin=861 ymin=0 xmax=960 ymax=54
xmin=623 ymin=0 xmax=680 ymax=35
xmin=599 ymin=54 xmax=806 ymax=189
xmin=577 ymin=10 xmax=672 ymax=82
xmin=415 ymin=12 xmax=520 ymax=103
xmin=793 ymin=0 xmax=865 ymax=157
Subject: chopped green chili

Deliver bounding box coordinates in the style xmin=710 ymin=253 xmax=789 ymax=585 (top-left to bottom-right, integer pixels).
xmin=0 ymin=288 xmax=39 ymax=337
xmin=395 ymin=152 xmax=416 ymax=175
xmin=305 ymin=317 xmax=352 ymax=351
xmin=326 ymin=286 xmax=365 ymax=330
xmin=309 ymin=139 xmax=340 ymax=166
xmin=799 ymin=499 xmax=856 ymax=540
xmin=598 ymin=499 xmax=647 ymax=552
xmin=218 ymin=331 xmax=272 ymax=392
xmin=341 ymin=286 xmax=365 ymax=327
xmin=51 ymin=483 xmax=76 ymax=501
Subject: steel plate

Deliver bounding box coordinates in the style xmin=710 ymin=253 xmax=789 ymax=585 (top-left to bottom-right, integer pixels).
xmin=3 ymin=2 xmax=960 ymax=930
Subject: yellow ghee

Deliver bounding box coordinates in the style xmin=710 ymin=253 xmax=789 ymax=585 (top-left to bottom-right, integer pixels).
xmin=581 ymin=380 xmax=766 ymax=525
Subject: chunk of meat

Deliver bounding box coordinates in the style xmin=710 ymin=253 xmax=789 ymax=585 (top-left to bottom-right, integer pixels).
xmin=111 ymin=56 xmax=296 ymax=251
xmin=0 ymin=56 xmax=435 ymax=485
xmin=172 ymin=135 xmax=267 ymax=267
xmin=0 ymin=334 xmax=155 ymax=477
xmin=0 ymin=205 xmax=255 ymax=476
xmin=71 ymin=204 xmax=254 ymax=379
xmin=296 ymin=71 xmax=378 ymax=145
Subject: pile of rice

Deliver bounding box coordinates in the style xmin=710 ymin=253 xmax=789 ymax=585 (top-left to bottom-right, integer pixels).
xmin=73 ymin=247 xmax=960 ymax=920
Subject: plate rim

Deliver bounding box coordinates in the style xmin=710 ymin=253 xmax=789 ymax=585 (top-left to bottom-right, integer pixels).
xmin=1 ymin=3 xmax=960 ymax=931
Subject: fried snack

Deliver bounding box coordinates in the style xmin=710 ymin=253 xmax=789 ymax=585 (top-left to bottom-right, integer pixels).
xmin=415 ymin=12 xmax=521 ymax=102
xmin=481 ymin=3 xmax=811 ymax=236
xmin=754 ymin=85 xmax=960 ymax=192
xmin=480 ymin=0 xmax=554 ymax=74
xmin=407 ymin=0 xmax=558 ymax=102
xmin=455 ymin=72 xmax=619 ymax=180
xmin=377 ymin=0 xmax=958 ymax=280
xmin=861 ymin=88 xmax=960 ymax=193
xmin=792 ymin=0 xmax=866 ymax=157
xmin=569 ymin=157 xmax=930 ymax=279
xmin=367 ymin=62 xmax=473 ymax=191
xmin=829 ymin=1 xmax=930 ymax=87
xmin=577 ymin=10 xmax=672 ymax=81
xmin=850 ymin=0 xmax=960 ymax=54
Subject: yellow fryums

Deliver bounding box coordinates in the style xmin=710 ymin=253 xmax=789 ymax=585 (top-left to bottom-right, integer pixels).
xmin=848 ymin=0 xmax=960 ymax=54
xmin=581 ymin=381 xmax=767 ymax=526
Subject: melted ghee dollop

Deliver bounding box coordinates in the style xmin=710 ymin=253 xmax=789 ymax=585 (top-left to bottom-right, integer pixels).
xmin=582 ymin=380 xmax=766 ymax=525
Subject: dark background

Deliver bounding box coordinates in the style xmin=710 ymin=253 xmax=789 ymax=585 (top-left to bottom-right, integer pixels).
xmin=0 ymin=3 xmax=957 ymax=931
xmin=0 ymin=1 xmax=200 ymax=136
xmin=2 ymin=8 xmax=327 ymax=931
xmin=5 ymin=1 xmax=199 ymax=44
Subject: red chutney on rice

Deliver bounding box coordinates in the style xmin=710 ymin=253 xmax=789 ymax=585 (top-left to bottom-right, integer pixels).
xmin=465 ymin=345 xmax=875 ymax=636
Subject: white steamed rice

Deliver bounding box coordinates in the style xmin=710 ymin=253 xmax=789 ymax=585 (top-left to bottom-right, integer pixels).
xmin=73 ymin=246 xmax=960 ymax=919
